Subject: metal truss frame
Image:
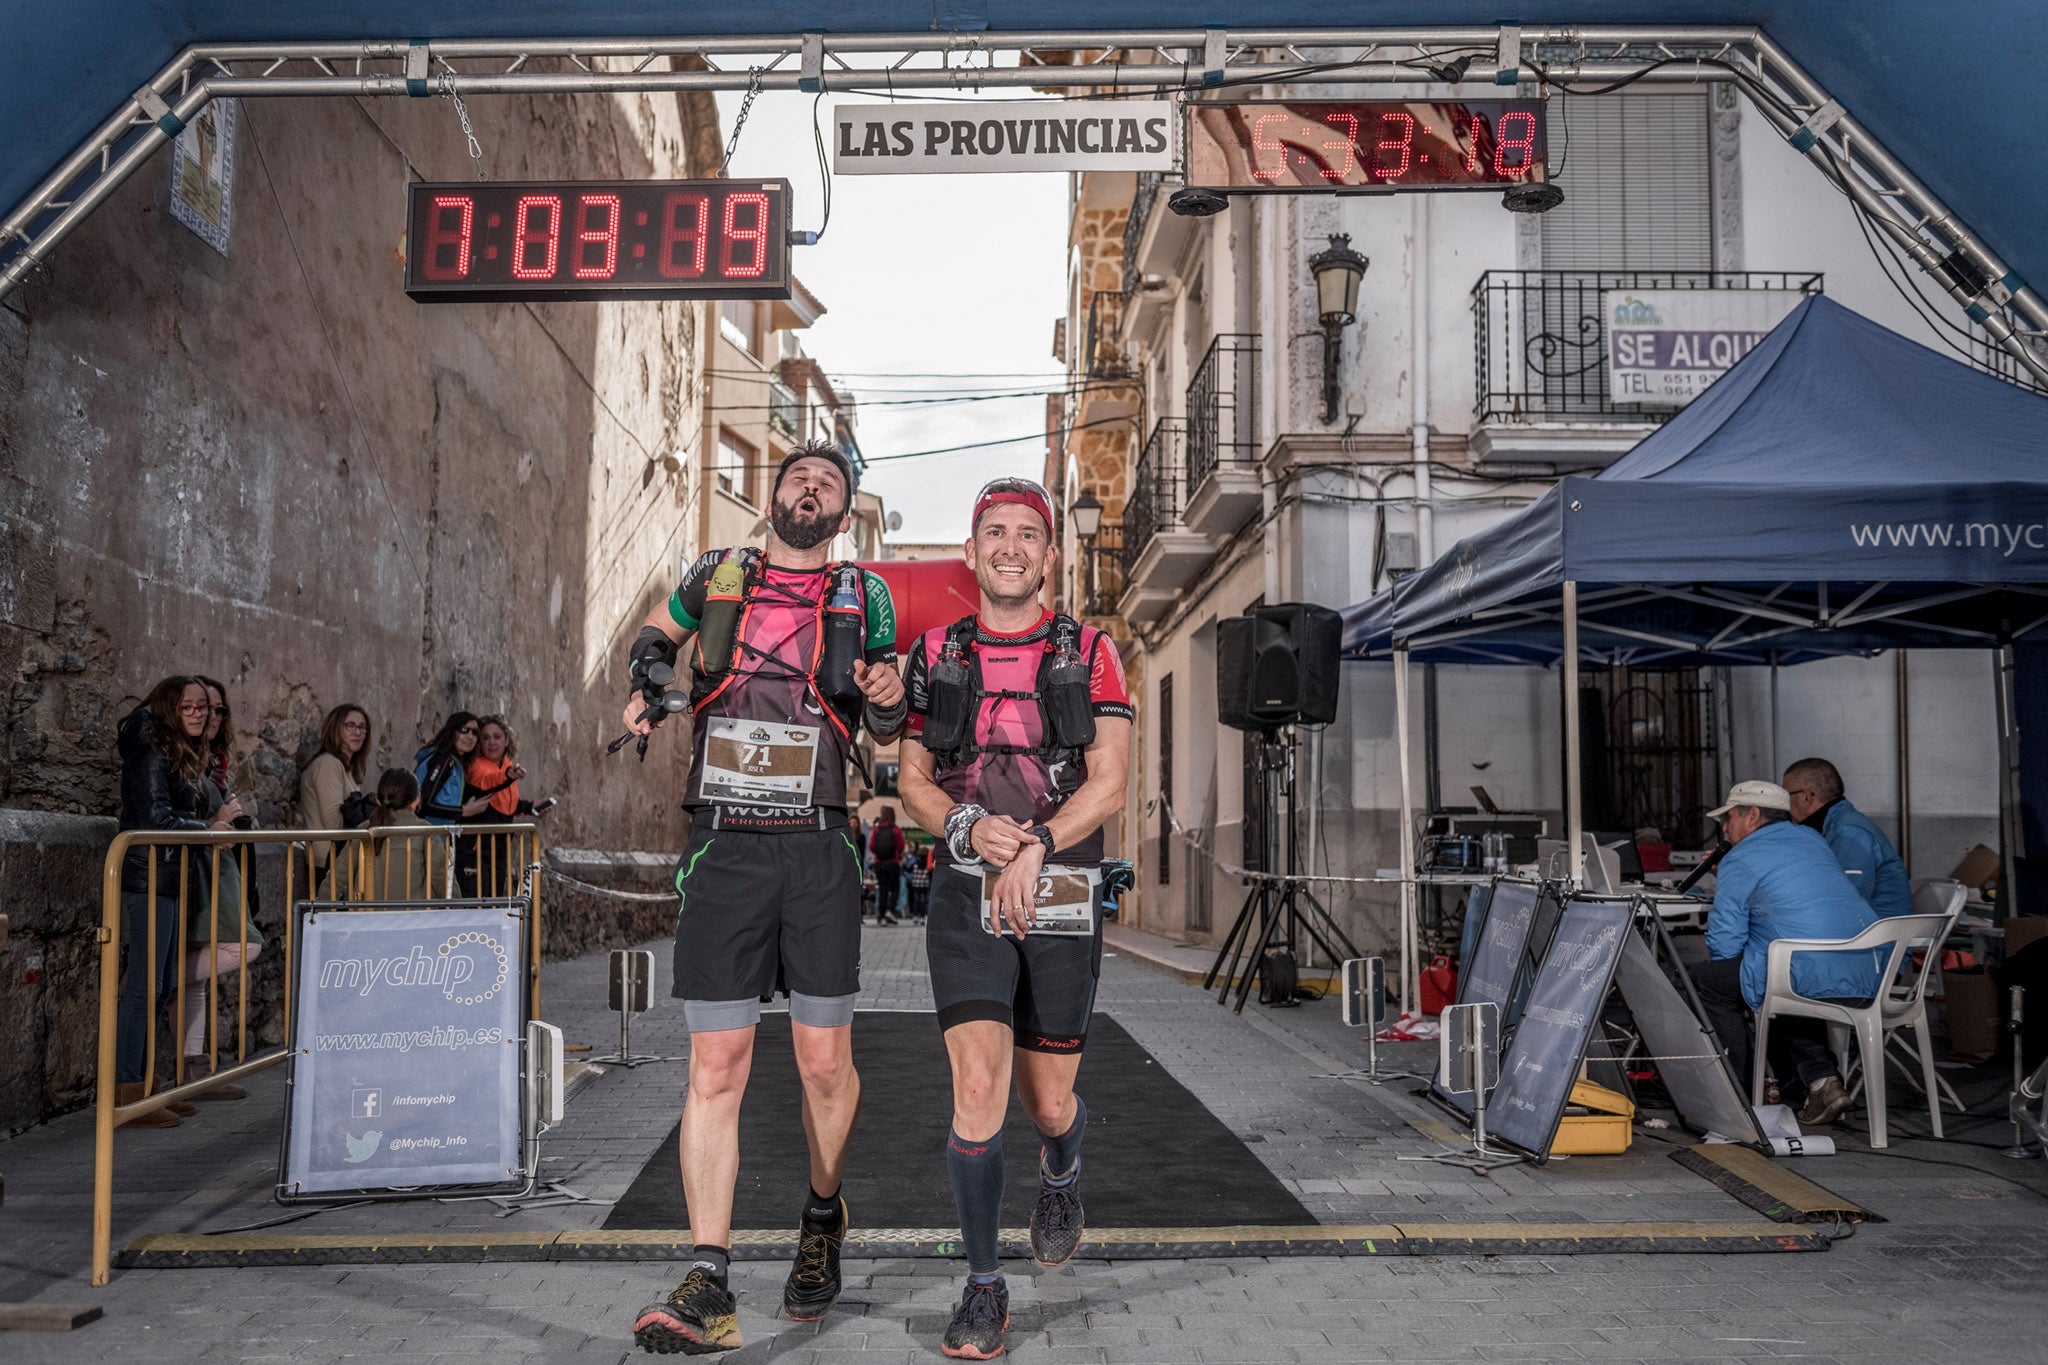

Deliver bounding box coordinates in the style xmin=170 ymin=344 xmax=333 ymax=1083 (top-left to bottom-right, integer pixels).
xmin=3 ymin=25 xmax=2044 ymax=384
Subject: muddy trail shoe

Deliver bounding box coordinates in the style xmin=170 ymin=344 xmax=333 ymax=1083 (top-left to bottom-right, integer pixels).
xmin=1030 ymin=1172 xmax=1084 ymax=1267
xmin=633 ymin=1267 xmax=741 ymax=1354
xmin=941 ymin=1277 xmax=1011 ymax=1360
xmin=783 ymin=1195 xmax=848 ymax=1320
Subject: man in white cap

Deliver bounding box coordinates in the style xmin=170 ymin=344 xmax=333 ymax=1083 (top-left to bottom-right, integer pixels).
xmin=1694 ymin=780 xmax=1882 ymax=1127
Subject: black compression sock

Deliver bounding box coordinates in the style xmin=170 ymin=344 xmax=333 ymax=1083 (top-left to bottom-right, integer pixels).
xmin=690 ymin=1244 xmax=730 ymax=1288
xmin=802 ymin=1185 xmax=845 ymax=1228
xmin=1038 ymin=1095 xmax=1087 ymax=1188
xmin=946 ymin=1127 xmax=1006 ymax=1276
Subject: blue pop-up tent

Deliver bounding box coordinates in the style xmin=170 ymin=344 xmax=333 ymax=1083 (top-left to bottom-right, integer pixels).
xmin=1339 ymin=294 xmax=2048 ymax=956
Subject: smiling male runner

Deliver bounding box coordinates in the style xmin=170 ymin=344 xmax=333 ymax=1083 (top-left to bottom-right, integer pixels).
xmin=621 ymin=440 xmax=905 ymax=1354
xmin=896 ymin=477 xmax=1133 ymax=1359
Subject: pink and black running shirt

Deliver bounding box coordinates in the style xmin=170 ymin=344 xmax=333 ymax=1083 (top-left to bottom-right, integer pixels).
xmin=904 ymin=610 xmax=1132 ymax=865
xmin=668 ymin=550 xmax=897 ymax=812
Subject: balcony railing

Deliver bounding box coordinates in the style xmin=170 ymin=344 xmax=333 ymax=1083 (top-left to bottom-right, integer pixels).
xmin=1471 ymin=270 xmax=1824 ymax=423
xmin=1121 ymin=418 xmax=1185 ymax=581
xmin=1186 ymin=333 xmax=1260 ymax=492
xmin=769 ymin=379 xmax=801 ymax=438
xmin=1122 ymin=171 xmax=1163 ymax=299
xmin=1085 ymin=289 xmax=1132 ymax=381
xmin=1087 ymin=521 xmax=1125 ymax=615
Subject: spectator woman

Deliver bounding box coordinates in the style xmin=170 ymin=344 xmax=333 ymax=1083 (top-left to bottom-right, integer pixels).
xmin=300 ymin=703 xmax=372 ymax=893
xmin=353 ymin=768 xmax=435 ymax=901
xmin=181 ymin=676 xmax=263 ymax=1100
xmin=416 ymin=712 xmax=489 ymax=895
xmin=116 ymin=676 xmax=241 ymax=1127
xmin=465 ymin=715 xmax=539 ymax=897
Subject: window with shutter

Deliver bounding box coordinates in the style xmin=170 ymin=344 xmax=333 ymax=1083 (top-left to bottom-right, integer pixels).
xmin=1541 ymin=92 xmax=1712 ymax=270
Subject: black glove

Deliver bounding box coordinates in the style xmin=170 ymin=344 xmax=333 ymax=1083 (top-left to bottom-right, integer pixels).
xmin=628 ymin=626 xmax=679 ymax=705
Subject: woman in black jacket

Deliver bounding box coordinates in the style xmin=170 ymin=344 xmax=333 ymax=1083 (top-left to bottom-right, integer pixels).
xmin=116 ymin=676 xmax=242 ymax=1126
xmin=414 ymin=711 xmax=489 ymax=895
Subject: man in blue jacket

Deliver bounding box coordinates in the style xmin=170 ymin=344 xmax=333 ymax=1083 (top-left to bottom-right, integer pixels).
xmin=1694 ymin=780 xmax=1881 ymax=1127
xmin=1783 ymin=757 xmax=1912 ymax=918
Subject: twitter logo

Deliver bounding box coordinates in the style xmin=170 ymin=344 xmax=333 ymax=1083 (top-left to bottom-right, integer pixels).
xmin=343 ymin=1130 xmax=383 ymax=1164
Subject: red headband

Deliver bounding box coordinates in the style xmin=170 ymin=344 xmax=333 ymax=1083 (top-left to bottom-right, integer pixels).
xmin=972 ymin=488 xmax=1055 ymax=535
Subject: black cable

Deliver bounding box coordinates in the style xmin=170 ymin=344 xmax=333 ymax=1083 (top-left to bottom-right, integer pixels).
xmin=204 ymin=1199 xmax=374 ymax=1235
xmin=808 ymin=88 xmax=833 ymax=242
xmin=1849 ymin=1143 xmax=2048 ymax=1200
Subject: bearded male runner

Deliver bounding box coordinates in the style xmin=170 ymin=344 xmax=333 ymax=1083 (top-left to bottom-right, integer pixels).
xmin=621 ymin=440 xmax=906 ymax=1355
xmin=897 ymin=477 xmax=1133 ymax=1360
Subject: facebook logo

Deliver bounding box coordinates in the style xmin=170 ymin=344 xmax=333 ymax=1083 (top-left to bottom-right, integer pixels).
xmin=351 ymin=1088 xmax=381 ymax=1119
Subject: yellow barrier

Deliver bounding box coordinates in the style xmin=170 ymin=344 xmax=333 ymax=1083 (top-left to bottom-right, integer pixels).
xmin=91 ymin=821 xmax=543 ymax=1286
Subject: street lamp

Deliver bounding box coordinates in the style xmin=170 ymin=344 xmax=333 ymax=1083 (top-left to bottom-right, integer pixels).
xmin=1308 ymin=233 xmax=1369 ymax=425
xmin=1069 ymin=488 xmax=1104 ymax=614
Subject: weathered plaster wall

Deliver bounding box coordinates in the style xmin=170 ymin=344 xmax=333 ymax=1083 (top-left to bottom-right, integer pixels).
xmin=0 ymin=68 xmax=723 ymax=1130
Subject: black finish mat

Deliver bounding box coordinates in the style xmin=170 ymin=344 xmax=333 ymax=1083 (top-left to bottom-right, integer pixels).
xmin=602 ymin=1011 xmax=1317 ymax=1231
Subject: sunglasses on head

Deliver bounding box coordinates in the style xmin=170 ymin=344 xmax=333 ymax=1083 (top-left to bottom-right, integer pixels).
xmin=978 ymin=476 xmax=1050 ymax=502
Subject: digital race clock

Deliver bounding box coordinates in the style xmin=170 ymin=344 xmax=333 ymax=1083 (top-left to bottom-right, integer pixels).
xmin=1186 ymin=101 xmax=1547 ymax=192
xmin=404 ymin=179 xmax=792 ymax=303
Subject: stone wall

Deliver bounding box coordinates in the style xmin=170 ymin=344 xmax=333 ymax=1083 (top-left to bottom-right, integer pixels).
xmin=0 ymin=68 xmax=723 ymax=1131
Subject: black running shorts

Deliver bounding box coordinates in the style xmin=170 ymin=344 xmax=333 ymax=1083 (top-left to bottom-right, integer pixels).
xmin=671 ymin=820 xmax=864 ymax=1031
xmin=925 ymin=863 xmax=1102 ymax=1053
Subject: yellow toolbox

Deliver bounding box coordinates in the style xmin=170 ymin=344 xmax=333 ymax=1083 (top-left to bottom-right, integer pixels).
xmin=1550 ymin=1079 xmax=1635 ymax=1155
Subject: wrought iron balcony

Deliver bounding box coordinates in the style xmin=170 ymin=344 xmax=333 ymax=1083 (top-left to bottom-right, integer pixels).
xmin=1120 ymin=418 xmax=1185 ymax=583
xmin=1471 ymin=270 xmax=1824 ymax=424
xmin=1122 ymin=171 xmax=1163 ymax=300
xmin=769 ymin=378 xmax=801 ymax=438
xmin=1085 ymin=289 xmax=1133 ymax=381
xmin=1185 ymin=333 xmax=1260 ymax=493
xmin=1087 ymin=521 xmax=1124 ymax=617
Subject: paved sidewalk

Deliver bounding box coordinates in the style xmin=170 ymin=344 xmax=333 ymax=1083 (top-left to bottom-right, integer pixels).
xmin=3 ymin=921 xmax=2045 ymax=1363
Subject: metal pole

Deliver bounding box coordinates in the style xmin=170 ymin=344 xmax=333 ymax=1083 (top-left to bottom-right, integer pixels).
xmin=1769 ymin=653 xmax=1782 ymax=779
xmin=1997 ymin=644 xmax=2022 ymax=920
xmin=1394 ymin=646 xmax=1417 ymax=1019
xmin=1563 ymin=582 xmax=1583 ymax=886
xmin=1897 ymin=650 xmax=1913 ymax=871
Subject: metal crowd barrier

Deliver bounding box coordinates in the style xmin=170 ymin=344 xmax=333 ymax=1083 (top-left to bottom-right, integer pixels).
xmin=91 ymin=820 xmax=543 ymax=1285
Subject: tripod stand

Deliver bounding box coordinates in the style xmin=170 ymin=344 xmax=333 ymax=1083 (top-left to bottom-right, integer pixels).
xmin=1203 ymin=729 xmax=1361 ymax=1014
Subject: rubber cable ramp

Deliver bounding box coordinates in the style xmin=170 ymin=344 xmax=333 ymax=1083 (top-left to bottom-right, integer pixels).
xmin=116 ymin=1221 xmax=1828 ymax=1269
xmin=1669 ymin=1143 xmax=1883 ymax=1224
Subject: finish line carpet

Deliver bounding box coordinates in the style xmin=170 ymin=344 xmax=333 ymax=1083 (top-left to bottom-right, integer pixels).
xmin=602 ymin=1011 xmax=1317 ymax=1231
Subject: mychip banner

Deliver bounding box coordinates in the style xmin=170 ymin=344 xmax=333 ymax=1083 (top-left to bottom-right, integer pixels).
xmin=1604 ymin=289 xmax=1806 ymax=408
xmin=281 ymin=903 xmax=526 ymax=1199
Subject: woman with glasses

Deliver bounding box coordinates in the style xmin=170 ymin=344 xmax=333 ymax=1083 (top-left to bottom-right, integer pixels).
xmin=415 ymin=712 xmax=491 ymax=896
xmin=300 ymin=703 xmax=373 ymax=892
xmin=114 ymin=676 xmax=244 ymax=1127
xmin=180 ymin=677 xmax=264 ymax=1099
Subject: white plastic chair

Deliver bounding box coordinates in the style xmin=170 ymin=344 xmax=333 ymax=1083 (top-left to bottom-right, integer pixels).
xmin=1752 ymin=911 xmax=1954 ymax=1149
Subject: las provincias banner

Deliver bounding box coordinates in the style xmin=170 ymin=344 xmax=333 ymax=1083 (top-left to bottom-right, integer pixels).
xmin=833 ymin=101 xmax=1174 ymax=174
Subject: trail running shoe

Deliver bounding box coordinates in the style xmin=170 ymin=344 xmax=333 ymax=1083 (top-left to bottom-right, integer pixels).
xmin=783 ymin=1195 xmax=848 ymax=1320
xmin=1030 ymin=1169 xmax=1084 ymax=1267
xmin=1798 ymin=1075 xmax=1856 ymax=1127
xmin=633 ymin=1267 xmax=741 ymax=1354
xmin=941 ymin=1277 xmax=1011 ymax=1360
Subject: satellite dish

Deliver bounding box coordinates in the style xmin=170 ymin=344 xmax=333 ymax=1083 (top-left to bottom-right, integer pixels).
xmin=885 ymin=510 xmax=903 ymax=532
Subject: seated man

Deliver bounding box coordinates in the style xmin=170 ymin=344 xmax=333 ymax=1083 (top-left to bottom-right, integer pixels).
xmin=1783 ymin=756 xmax=1912 ymax=918
xmin=1694 ymin=780 xmax=1882 ymax=1127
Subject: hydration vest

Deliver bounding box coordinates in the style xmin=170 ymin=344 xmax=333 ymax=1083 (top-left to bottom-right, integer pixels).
xmin=918 ymin=613 xmax=1096 ymax=779
xmin=688 ymin=547 xmax=869 ymax=742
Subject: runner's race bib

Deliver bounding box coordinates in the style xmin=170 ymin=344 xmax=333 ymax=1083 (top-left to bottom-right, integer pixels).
xmin=980 ymin=865 xmax=1100 ymax=937
xmin=699 ymin=718 xmax=819 ymax=807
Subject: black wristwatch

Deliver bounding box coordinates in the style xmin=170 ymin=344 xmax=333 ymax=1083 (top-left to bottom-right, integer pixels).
xmin=1028 ymin=823 xmax=1057 ymax=859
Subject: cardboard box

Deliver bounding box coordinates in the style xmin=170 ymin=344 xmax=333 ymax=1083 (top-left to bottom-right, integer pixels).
xmin=1951 ymin=843 xmax=2000 ymax=892
xmin=1942 ymin=967 xmax=2001 ymax=1061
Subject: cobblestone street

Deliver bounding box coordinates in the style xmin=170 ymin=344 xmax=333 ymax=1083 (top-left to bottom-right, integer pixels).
xmin=4 ymin=923 xmax=2045 ymax=1363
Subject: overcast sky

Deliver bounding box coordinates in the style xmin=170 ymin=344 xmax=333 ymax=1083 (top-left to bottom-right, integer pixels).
xmin=717 ymin=77 xmax=1069 ymax=545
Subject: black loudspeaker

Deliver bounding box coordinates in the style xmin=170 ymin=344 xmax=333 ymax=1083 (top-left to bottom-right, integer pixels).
xmin=1217 ymin=603 xmax=1342 ymax=731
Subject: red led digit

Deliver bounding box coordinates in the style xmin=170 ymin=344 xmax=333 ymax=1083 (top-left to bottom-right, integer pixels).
xmin=572 ymin=194 xmax=622 ymax=279
xmin=659 ymin=192 xmax=709 ymax=278
xmin=1376 ymin=111 xmax=1415 ymax=179
xmin=1320 ymin=112 xmax=1360 ymax=180
xmin=421 ymin=195 xmax=473 ymax=280
xmin=1464 ymin=111 xmax=1484 ymax=173
xmin=511 ymin=195 xmax=562 ymax=279
xmin=1251 ymin=111 xmax=1289 ymax=182
xmin=721 ymin=191 xmax=770 ymax=279
xmin=1493 ymin=111 xmax=1538 ymax=175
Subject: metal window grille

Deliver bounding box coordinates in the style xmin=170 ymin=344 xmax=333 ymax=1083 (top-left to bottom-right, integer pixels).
xmin=1123 ymin=171 xmax=1163 ymax=299
xmin=1471 ymin=270 xmax=1823 ymax=422
xmin=1086 ymin=289 xmax=1132 ymax=380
